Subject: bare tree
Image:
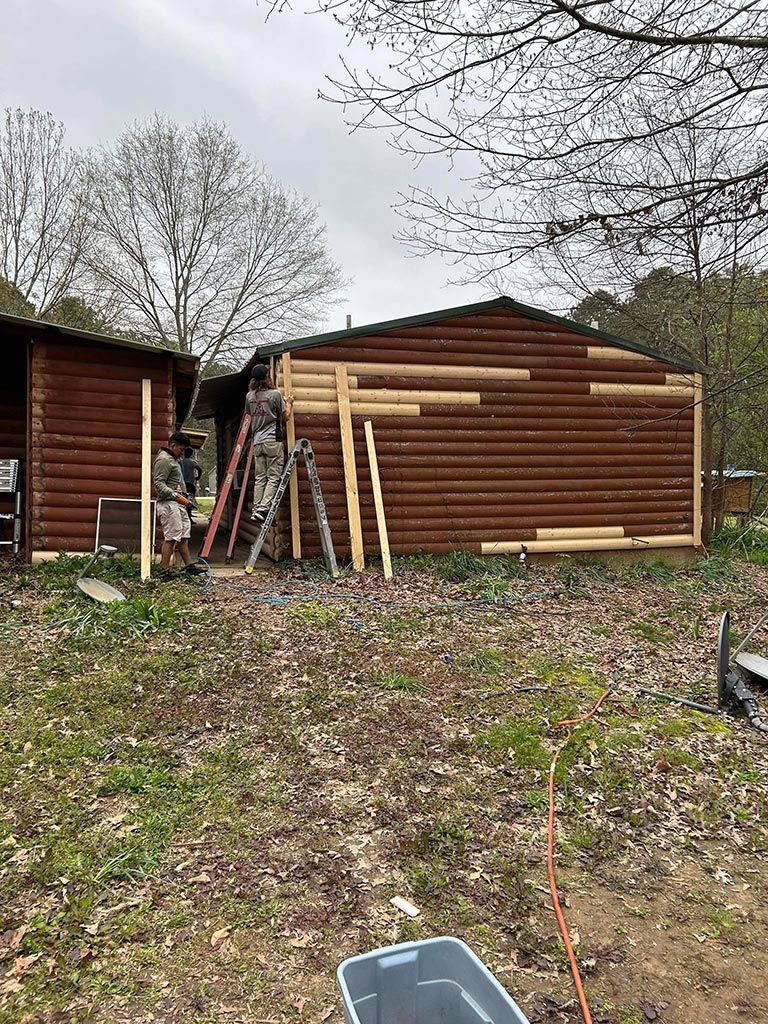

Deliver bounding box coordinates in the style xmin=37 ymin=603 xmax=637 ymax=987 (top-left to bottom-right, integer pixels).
xmin=0 ymin=108 xmax=86 ymax=314
xmin=316 ymin=1 xmax=768 ymax=540
xmin=84 ymin=115 xmax=343 ymax=377
xmin=529 ymin=109 xmax=768 ymax=540
xmin=318 ymin=0 xmax=768 ymax=263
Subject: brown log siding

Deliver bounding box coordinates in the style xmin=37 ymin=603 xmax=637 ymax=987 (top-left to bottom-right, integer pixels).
xmin=30 ymin=341 xmax=179 ymax=553
xmin=265 ymin=305 xmax=698 ymax=559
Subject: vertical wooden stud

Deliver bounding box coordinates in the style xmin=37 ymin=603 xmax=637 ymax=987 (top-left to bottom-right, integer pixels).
xmin=282 ymin=354 xmax=301 ymax=559
xmin=693 ymin=372 xmax=703 ymax=547
xmin=364 ymin=419 xmax=392 ymax=580
xmin=335 ymin=365 xmax=365 ymax=570
xmin=140 ymin=378 xmax=152 ymax=580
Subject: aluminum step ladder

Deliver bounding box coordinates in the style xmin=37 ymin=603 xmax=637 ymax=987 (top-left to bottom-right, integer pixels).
xmin=244 ymin=438 xmax=338 ymax=576
xmin=0 ymin=459 xmax=22 ymax=556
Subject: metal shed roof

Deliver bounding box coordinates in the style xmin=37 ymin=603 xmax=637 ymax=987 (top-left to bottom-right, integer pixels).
xmin=257 ymin=296 xmax=703 ymax=372
xmin=0 ymin=311 xmax=199 ymax=367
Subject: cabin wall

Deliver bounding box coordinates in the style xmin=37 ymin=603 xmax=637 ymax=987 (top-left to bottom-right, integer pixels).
xmin=0 ymin=339 xmax=27 ymax=552
xmin=30 ymin=340 xmax=177 ymax=553
xmin=276 ymin=306 xmax=699 ymax=558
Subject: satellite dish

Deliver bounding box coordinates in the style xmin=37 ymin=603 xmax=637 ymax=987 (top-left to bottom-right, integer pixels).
xmin=76 ymin=577 xmax=126 ymax=603
xmin=75 ymin=546 xmax=125 ymax=602
xmin=717 ymin=611 xmax=730 ymax=706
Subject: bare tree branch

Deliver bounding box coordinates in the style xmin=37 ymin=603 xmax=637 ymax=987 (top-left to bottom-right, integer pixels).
xmin=318 ymin=0 xmax=768 ymax=255
xmin=82 ymin=115 xmax=344 ymax=379
xmin=0 ymin=108 xmax=86 ymax=314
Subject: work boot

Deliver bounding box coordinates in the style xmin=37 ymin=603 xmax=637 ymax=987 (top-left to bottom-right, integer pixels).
xmin=185 ymin=563 xmax=207 ymax=576
xmin=158 ymin=569 xmax=176 ymax=582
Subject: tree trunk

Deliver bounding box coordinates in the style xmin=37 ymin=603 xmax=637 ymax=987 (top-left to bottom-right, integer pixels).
xmin=701 ymin=396 xmax=713 ymax=545
xmin=712 ymin=429 xmax=729 ymax=536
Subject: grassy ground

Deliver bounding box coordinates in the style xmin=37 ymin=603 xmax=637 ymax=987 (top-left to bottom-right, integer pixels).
xmin=194 ymin=496 xmax=215 ymax=516
xmin=2 ymin=550 xmax=768 ymax=1024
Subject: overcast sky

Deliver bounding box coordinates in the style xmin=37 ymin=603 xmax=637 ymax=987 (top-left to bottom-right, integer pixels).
xmin=0 ymin=0 xmax=509 ymax=332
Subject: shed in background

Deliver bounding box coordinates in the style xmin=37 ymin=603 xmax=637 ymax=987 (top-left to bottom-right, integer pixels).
xmin=712 ymin=469 xmax=765 ymax=524
xmin=196 ymin=297 xmax=703 ymax=562
xmin=0 ymin=313 xmax=198 ymax=560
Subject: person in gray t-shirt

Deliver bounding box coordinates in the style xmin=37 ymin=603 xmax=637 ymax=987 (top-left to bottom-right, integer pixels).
xmin=245 ymin=364 xmax=294 ymax=521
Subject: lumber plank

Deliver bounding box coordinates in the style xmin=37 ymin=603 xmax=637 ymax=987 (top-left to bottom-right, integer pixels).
xmin=335 ymin=366 xmax=365 ymax=570
xmin=282 ymin=354 xmax=301 ymax=559
xmin=364 ymin=420 xmax=392 ymax=580
xmin=536 ymin=526 xmax=625 ymax=540
xmin=292 ymin=359 xmax=531 ymax=380
xmin=140 ymin=379 xmax=152 ymax=579
xmin=481 ymin=534 xmax=695 ymax=555
xmin=288 ymin=373 xmax=359 ymax=389
xmin=590 ymin=383 xmax=694 ymax=397
xmin=294 ymin=387 xmax=481 ymax=405
xmin=586 ymin=346 xmax=655 ymax=361
xmin=294 ymin=401 xmax=421 ymax=417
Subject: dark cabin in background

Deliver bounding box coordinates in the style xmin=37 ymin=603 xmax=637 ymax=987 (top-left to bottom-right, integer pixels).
xmin=0 ymin=313 xmax=197 ymax=560
xmin=195 ymin=297 xmax=703 ymax=562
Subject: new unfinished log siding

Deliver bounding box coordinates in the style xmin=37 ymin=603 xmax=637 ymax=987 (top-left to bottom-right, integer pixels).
xmin=199 ymin=297 xmax=702 ymax=560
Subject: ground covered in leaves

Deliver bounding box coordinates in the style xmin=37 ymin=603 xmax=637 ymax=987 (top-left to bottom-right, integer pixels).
xmin=2 ymin=550 xmax=768 ymax=1024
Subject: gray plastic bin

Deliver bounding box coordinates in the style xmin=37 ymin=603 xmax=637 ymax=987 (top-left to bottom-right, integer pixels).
xmin=337 ymin=936 xmax=531 ymax=1024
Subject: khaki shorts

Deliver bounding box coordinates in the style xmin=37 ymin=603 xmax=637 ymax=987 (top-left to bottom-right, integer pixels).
xmin=157 ymin=500 xmax=191 ymax=543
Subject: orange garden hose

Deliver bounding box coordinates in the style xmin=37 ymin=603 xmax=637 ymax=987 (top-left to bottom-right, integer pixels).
xmin=547 ymin=690 xmax=611 ymax=1024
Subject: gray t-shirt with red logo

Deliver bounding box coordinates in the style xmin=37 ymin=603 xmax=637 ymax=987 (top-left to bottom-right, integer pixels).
xmin=245 ymin=388 xmax=285 ymax=444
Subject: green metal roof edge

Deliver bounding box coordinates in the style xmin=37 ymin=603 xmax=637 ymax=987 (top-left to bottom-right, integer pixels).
xmin=0 ymin=310 xmax=199 ymax=365
xmin=258 ymin=295 xmax=703 ymax=373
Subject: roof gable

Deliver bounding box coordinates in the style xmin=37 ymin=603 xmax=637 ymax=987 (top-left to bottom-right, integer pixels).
xmin=257 ymin=296 xmax=701 ymax=372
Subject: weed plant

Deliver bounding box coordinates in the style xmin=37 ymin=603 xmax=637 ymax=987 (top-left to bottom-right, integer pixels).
xmin=375 ymin=672 xmax=422 ymax=692
xmin=711 ymin=523 xmax=768 ymax=566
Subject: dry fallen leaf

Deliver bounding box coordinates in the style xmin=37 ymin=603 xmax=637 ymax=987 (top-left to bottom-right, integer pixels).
xmin=8 ymin=954 xmax=42 ymax=976
xmin=210 ymin=927 xmax=231 ymax=947
xmin=0 ymin=925 xmax=29 ymax=952
xmin=102 ymin=897 xmax=143 ymax=917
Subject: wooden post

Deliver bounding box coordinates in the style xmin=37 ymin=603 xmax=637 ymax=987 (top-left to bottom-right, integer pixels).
xmin=140 ymin=378 xmax=152 ymax=580
xmin=335 ymin=365 xmax=365 ymax=570
xmin=364 ymin=420 xmax=392 ymax=580
xmin=282 ymin=354 xmax=301 ymax=559
xmin=693 ymin=372 xmax=703 ymax=547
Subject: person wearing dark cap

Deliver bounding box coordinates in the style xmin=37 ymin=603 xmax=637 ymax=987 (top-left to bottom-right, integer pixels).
xmin=153 ymin=431 xmax=206 ymax=579
xmin=245 ymin=365 xmax=294 ymax=522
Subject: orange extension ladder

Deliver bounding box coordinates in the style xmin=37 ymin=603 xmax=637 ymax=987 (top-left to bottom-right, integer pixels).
xmin=199 ymin=412 xmax=251 ymax=559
